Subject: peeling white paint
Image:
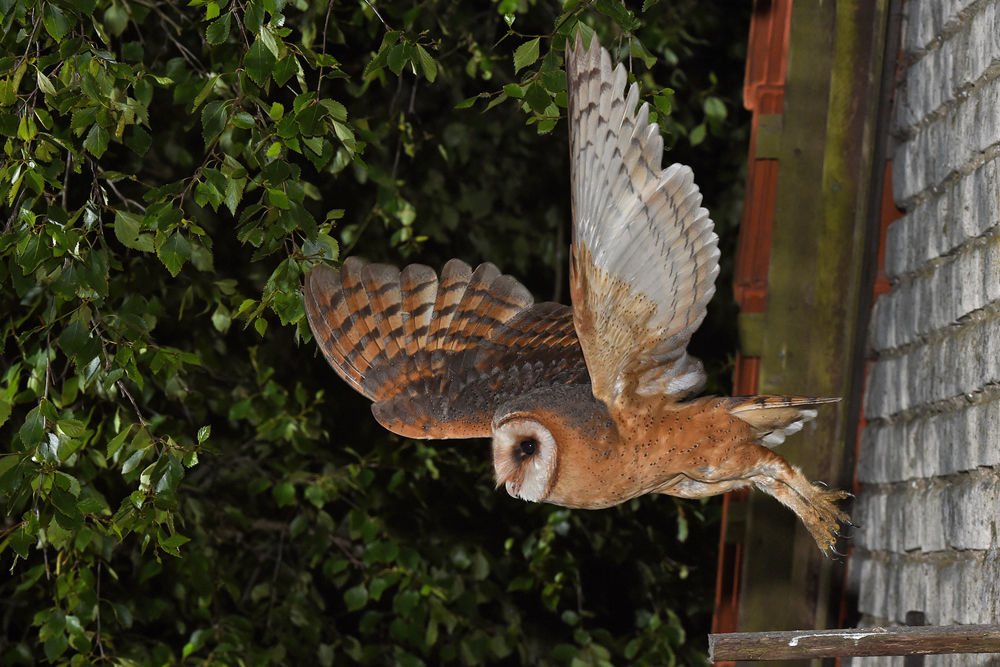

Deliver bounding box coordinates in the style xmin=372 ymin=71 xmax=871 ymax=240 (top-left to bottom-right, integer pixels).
xmin=787 ymin=631 xmax=884 ymax=647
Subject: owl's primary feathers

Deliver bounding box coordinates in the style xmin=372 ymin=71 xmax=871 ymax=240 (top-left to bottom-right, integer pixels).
xmin=304 ymin=35 xmax=851 ymax=555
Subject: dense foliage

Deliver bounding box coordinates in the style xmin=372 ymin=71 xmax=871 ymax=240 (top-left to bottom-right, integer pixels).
xmin=0 ymin=0 xmax=749 ymax=664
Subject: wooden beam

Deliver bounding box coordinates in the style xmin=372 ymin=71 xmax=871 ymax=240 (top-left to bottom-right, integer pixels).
xmin=710 ymin=624 xmax=1000 ymax=662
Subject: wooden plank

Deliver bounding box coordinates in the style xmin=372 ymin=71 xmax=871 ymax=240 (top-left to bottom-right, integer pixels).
xmin=736 ymin=2 xmax=893 ymax=662
xmin=738 ymin=3 xmax=840 ymax=659
xmin=710 ymin=624 xmax=1000 ymax=662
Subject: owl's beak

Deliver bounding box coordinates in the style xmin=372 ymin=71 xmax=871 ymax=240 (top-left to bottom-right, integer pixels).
xmin=504 ymin=479 xmax=522 ymax=499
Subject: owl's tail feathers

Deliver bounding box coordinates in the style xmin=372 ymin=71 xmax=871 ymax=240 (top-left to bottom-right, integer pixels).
xmin=725 ymin=395 xmax=840 ymax=448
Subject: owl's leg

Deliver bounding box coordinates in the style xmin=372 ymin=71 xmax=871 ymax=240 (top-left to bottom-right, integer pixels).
xmin=743 ymin=446 xmax=852 ymax=556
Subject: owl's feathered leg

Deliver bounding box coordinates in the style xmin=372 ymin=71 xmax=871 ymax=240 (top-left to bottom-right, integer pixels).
xmin=743 ymin=444 xmax=852 ymax=556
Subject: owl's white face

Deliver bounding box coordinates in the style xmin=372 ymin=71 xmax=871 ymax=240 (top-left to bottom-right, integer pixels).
xmin=491 ymin=417 xmax=558 ymax=502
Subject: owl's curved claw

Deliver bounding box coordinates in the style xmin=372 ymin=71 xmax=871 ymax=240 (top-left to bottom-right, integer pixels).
xmin=824 ymin=543 xmax=847 ymax=560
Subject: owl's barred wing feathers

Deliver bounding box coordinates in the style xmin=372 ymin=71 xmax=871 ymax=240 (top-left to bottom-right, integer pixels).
xmin=567 ymin=35 xmax=721 ymax=409
xmin=304 ymin=258 xmax=589 ymax=440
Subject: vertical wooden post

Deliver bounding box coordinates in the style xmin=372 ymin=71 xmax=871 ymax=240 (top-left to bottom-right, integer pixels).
xmin=718 ymin=0 xmax=895 ymax=662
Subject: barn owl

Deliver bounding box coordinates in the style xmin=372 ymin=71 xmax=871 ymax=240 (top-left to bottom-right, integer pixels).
xmin=304 ymin=34 xmax=851 ymax=555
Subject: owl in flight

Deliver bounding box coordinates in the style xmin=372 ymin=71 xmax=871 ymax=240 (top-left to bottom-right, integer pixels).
xmin=304 ymin=35 xmax=851 ymax=555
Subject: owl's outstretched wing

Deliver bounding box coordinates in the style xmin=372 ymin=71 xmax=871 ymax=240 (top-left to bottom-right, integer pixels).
xmin=566 ymin=34 xmax=720 ymax=410
xmin=304 ymin=257 xmax=589 ymax=439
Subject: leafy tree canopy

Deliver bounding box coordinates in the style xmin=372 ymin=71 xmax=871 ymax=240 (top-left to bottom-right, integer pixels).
xmin=1 ymin=0 xmax=748 ymax=664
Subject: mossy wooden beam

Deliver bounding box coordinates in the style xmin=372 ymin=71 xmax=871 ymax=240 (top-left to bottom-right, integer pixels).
xmin=710 ymin=624 xmax=1000 ymax=662
xmin=735 ymin=0 xmax=891 ymax=660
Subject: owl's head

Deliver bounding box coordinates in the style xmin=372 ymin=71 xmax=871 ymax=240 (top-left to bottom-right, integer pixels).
xmin=491 ymin=415 xmax=559 ymax=502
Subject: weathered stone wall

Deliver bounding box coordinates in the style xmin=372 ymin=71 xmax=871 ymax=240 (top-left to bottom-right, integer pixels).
xmin=849 ymin=0 xmax=1000 ymax=664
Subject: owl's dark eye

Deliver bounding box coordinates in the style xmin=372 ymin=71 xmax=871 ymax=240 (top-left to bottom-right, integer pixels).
xmin=519 ymin=438 xmax=537 ymax=456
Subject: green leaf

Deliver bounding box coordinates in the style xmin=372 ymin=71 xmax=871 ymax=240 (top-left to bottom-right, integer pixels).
xmin=245 ymin=38 xmax=277 ymax=87
xmin=43 ymin=4 xmax=73 ymax=41
xmin=207 ymin=11 xmax=232 ymax=44
xmin=595 ymin=0 xmax=637 ymax=31
xmin=415 ymin=44 xmax=437 ymax=82
xmin=0 ymin=397 xmax=10 ymax=428
xmin=36 ymin=69 xmax=56 ymax=95
xmin=0 ymin=453 xmax=22 ymax=495
xmin=513 ymin=38 xmax=540 ymax=74
xmin=157 ymin=232 xmax=192 ymax=277
xmin=107 ymin=428 xmax=131 ymax=460
xmin=386 ymin=43 xmax=408 ymax=76
xmin=344 ymin=585 xmax=368 ymax=611
xmin=126 ymin=126 xmax=152 ymax=156
xmin=52 ymin=486 xmax=84 ymax=530
xmin=654 ymin=91 xmax=673 ymax=115
xmin=524 ymin=82 xmax=551 ymax=115
xmin=57 ymin=419 xmax=86 ymax=438
xmin=296 ymin=104 xmax=322 ymax=136
xmin=704 ymin=95 xmax=727 ymax=120
xmin=19 ymin=406 xmax=44 ymax=447
xmin=273 ymin=481 xmax=295 ymax=506
xmin=244 ymin=0 xmax=265 ymax=33
xmin=503 ymin=84 xmax=524 ymax=99
xmin=83 ymin=124 xmax=110 ymax=158
xmin=114 ymin=211 xmax=154 ymax=252
xmin=58 ymin=320 xmax=87 ymax=356
xmin=121 ymin=449 xmax=146 ymax=475
xmin=267 ymin=189 xmax=290 ymax=209
xmin=393 ymin=589 xmax=420 ymax=615
xmin=201 ymin=100 xmax=227 ymax=145
xmin=160 ymin=532 xmax=190 ymax=550
xmin=44 ymin=632 xmax=68 ymax=662
xmin=507 ymin=575 xmax=533 ymax=592
xmin=18 ymin=234 xmax=48 ymax=273
xmin=364 ymin=31 xmax=401 ymax=77
xmin=192 ymin=74 xmax=221 ymax=112
xmin=51 ymin=263 xmax=79 ymax=299
xmin=689 ymin=122 xmax=707 ymax=146
xmin=274 ymin=55 xmax=298 ymax=86
xmin=540 ymin=70 xmax=566 ymax=93
xmin=629 ymin=38 xmax=657 ymax=68
xmin=104 ymin=3 xmax=129 ymax=35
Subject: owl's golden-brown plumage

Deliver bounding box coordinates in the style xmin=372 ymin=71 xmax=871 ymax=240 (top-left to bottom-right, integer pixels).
xmin=303 ymin=35 xmax=851 ymax=555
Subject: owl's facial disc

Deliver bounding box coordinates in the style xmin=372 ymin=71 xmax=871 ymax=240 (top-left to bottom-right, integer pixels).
xmin=491 ymin=417 xmax=558 ymax=502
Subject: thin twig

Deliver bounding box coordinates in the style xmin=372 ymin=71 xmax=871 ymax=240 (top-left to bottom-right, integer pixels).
xmin=332 ymin=536 xmax=365 ymax=569
xmin=5 ymin=189 xmax=26 ymax=234
xmin=362 ymin=0 xmax=390 ymax=30
xmin=116 ymin=379 xmax=148 ymax=428
xmin=265 ymin=529 xmax=286 ymax=631
xmin=95 ymin=562 xmax=105 ymax=657
xmin=340 ymin=205 xmax=380 ymax=257
xmin=408 ymin=76 xmax=418 ymax=114
xmin=104 ymin=176 xmax=146 ymax=213
xmin=316 ymin=0 xmax=336 ymax=89
xmin=61 ymin=151 xmax=71 ymax=210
